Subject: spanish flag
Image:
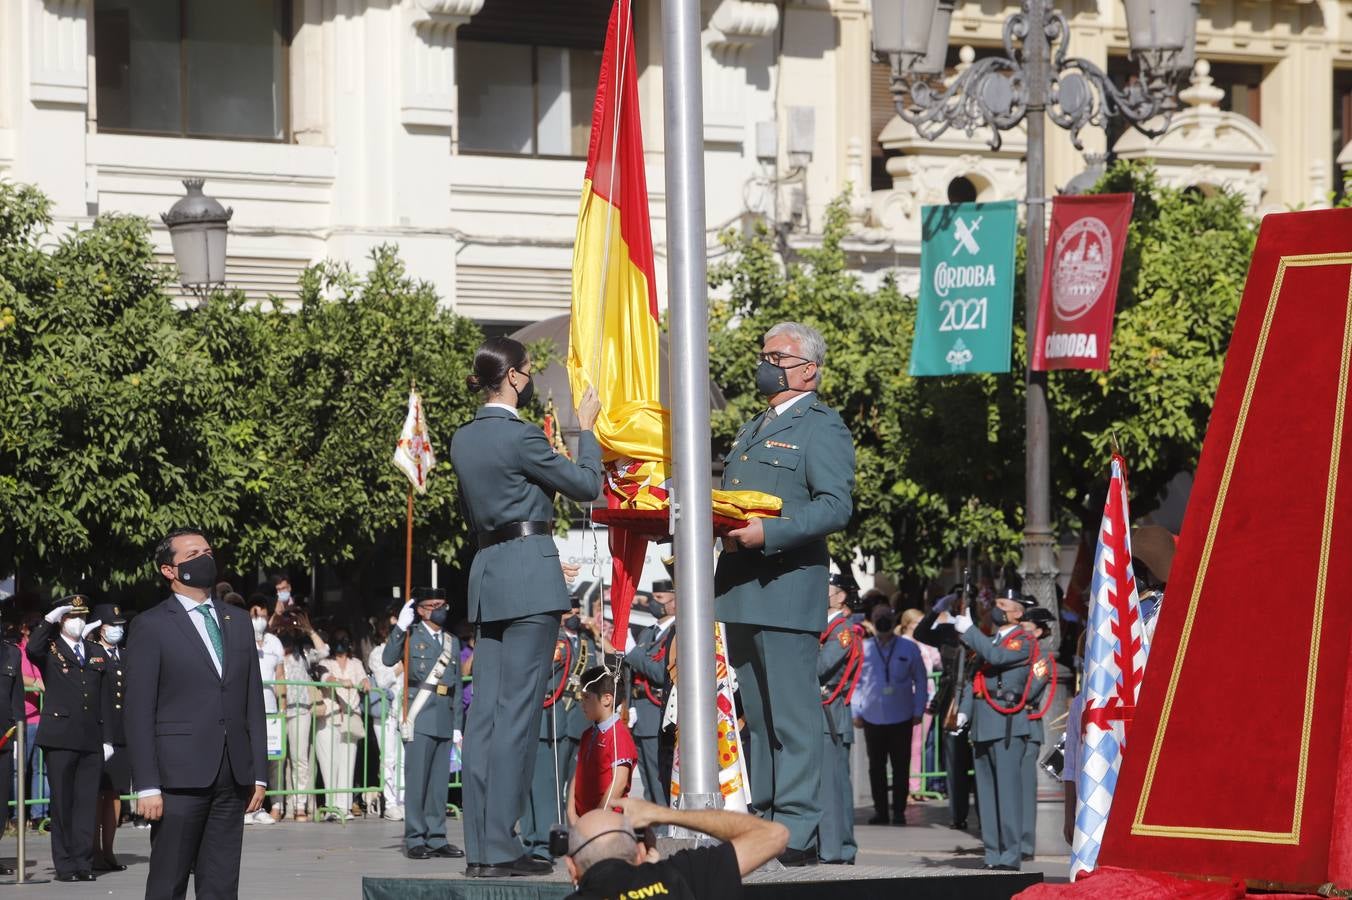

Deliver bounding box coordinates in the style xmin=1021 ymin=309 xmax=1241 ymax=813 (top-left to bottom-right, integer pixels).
xmin=568 ymin=0 xmax=665 ymax=641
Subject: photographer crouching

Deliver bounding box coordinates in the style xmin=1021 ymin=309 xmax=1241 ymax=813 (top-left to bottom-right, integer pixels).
xmin=563 ymin=795 xmax=788 ymax=899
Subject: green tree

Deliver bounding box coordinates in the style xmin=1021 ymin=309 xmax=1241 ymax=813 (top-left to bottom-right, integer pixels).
xmin=707 ymin=161 xmax=1256 ymax=586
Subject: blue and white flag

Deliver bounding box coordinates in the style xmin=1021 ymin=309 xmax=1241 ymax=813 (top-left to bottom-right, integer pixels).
xmin=1071 ymin=454 xmax=1151 ymax=879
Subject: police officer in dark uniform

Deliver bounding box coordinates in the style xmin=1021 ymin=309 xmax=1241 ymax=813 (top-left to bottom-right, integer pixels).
xmin=26 ymin=594 xmax=114 ymax=882
xmin=0 ymin=622 xmax=25 ymax=875
xmin=451 ymin=337 xmax=602 ymax=877
xmin=523 ymin=608 xmax=594 ymax=861
xmin=626 ymin=581 xmax=674 ymax=805
xmin=949 ymin=590 xmax=1039 ymax=871
xmin=382 ymin=587 xmax=462 ymax=860
xmin=89 ymin=603 xmax=129 ymax=872
xmin=817 ymin=573 xmax=861 ymax=865
xmin=1019 ymin=607 xmax=1057 ymax=861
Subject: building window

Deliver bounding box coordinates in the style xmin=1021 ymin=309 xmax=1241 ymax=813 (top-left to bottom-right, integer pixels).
xmin=458 ymin=42 xmax=600 ymax=157
xmin=1333 ymin=69 xmax=1352 ymax=202
xmin=455 ymin=0 xmax=612 ymax=158
xmin=94 ymin=0 xmax=288 ymax=141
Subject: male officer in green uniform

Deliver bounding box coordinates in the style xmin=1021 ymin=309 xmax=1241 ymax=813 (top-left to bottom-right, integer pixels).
xmin=817 ymin=573 xmax=861 ymax=865
xmin=716 ymin=321 xmax=855 ymax=866
xmin=522 ymin=608 xmax=594 ymax=861
xmin=626 ymin=580 xmax=674 ymax=804
xmin=1019 ymin=606 xmax=1056 ymax=861
xmin=949 ymin=590 xmax=1039 ymax=871
xmin=383 ymin=587 xmax=463 ymax=860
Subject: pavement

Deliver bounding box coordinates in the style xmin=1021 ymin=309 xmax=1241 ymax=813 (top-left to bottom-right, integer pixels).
xmin=1 ymin=798 xmax=1071 ymax=898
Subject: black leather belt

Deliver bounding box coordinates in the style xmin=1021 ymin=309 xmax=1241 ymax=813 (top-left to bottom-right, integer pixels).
xmin=477 ymin=520 xmax=553 ymax=550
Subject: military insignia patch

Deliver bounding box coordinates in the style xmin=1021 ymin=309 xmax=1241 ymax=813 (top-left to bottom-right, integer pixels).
xmin=765 ymin=440 xmax=799 ymax=450
xmin=1033 ymin=659 xmax=1048 ymax=678
xmin=1009 ymin=639 xmax=1023 ymax=651
xmin=553 ymin=641 xmax=565 ymax=664
xmin=837 ymin=630 xmax=852 ymax=648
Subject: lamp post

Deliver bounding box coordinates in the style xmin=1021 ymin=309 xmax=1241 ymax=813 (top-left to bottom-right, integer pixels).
xmin=871 ymin=0 xmax=1197 ymax=613
xmin=161 ymin=178 xmax=232 ymax=297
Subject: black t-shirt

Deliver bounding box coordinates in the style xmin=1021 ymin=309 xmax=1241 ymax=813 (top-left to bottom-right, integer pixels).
xmin=567 ymin=842 xmax=742 ymax=900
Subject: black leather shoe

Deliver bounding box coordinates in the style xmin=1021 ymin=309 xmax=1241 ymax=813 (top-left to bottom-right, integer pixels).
xmin=95 ymin=854 xmax=128 ymax=871
xmin=0 ymin=864 xmax=14 ymax=876
xmin=466 ymin=863 xmax=511 ymax=878
xmin=405 ymin=845 xmax=433 ymax=860
xmin=76 ymin=872 xmax=98 ymax=881
xmin=777 ymin=848 xmax=818 ymax=867
xmin=431 ymin=844 xmax=465 ymax=859
xmin=892 ymin=816 xmax=908 ymax=826
xmin=867 ymin=814 xmax=888 ymax=825
xmin=821 ymin=858 xmax=855 ymax=866
xmin=950 ymin=820 xmax=968 ymax=830
xmin=502 ymin=855 xmax=553 ymax=876
xmin=56 ymin=874 xmax=80 ymax=882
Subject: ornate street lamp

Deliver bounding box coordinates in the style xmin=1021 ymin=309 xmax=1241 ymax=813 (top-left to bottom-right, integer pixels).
xmin=161 ymin=178 xmax=232 ymax=297
xmin=871 ymin=0 xmax=1198 ymax=615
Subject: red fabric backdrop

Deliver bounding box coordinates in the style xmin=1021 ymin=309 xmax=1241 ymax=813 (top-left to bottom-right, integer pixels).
xmin=1098 ymin=209 xmax=1352 ymax=888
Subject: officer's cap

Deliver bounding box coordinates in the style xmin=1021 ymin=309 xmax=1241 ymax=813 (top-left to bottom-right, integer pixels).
xmin=91 ymin=603 xmax=127 ymax=625
xmin=650 ymin=580 xmax=674 ymax=594
xmin=1024 ymin=607 xmax=1055 ymax=632
xmin=828 ymin=572 xmax=858 ymax=591
xmin=412 ymin=587 xmax=446 ymax=604
xmin=1004 ymin=589 xmax=1037 ymax=609
xmin=54 ymin=593 xmax=91 ymax=614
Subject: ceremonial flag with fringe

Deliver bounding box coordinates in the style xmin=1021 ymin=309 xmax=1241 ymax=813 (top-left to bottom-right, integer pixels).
xmin=1072 ymin=453 xmax=1150 ymax=878
xmin=392 ymin=389 xmax=435 ymax=493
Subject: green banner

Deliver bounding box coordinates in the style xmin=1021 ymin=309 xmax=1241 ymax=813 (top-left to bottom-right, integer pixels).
xmin=910 ymin=200 xmax=1018 ymax=376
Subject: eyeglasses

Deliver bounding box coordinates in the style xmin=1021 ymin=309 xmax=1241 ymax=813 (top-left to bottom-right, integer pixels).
xmin=758 ymin=351 xmax=811 ymax=367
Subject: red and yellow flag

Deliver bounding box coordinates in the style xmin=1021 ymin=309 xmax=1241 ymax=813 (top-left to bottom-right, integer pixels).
xmin=568 ymin=0 xmax=664 ymax=641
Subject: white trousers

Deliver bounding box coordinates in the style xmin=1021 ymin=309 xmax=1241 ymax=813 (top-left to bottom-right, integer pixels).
xmin=314 ymin=720 xmax=359 ymax=816
xmin=284 ymin=708 xmax=315 ymax=816
xmin=373 ymin=706 xmax=405 ymax=808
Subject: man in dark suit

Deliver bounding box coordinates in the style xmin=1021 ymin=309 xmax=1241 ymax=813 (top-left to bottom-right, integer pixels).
xmin=125 ymin=529 xmax=267 ymax=900
xmin=27 ymin=594 xmax=115 ymax=882
xmin=715 ymin=321 xmax=855 ymax=866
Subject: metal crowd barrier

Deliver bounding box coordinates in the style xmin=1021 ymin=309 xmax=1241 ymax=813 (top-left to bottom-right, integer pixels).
xmin=6 ymin=679 xmax=466 ymax=827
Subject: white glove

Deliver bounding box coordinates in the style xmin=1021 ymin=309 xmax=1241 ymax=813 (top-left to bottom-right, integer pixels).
xmin=396 ymin=600 xmax=416 ymax=631
xmin=953 ymin=612 xmax=974 ymax=634
xmin=45 ymin=604 xmax=74 ymax=624
xmin=453 ymin=729 xmax=463 ymax=746
xmin=83 ymin=620 xmax=103 ymax=639
xmin=956 ymin=712 xmax=969 ymax=729
xmin=103 ymin=743 xmax=114 ymax=762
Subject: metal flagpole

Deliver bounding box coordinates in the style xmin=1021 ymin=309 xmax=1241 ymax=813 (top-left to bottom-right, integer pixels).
xmin=661 ymin=0 xmax=720 ymax=809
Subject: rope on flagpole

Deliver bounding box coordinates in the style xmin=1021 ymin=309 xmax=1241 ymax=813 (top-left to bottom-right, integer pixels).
xmin=589 ymin=0 xmax=633 ymax=395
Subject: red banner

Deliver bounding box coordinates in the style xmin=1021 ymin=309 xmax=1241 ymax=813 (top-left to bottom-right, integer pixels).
xmin=1032 ymin=193 xmax=1134 ymax=371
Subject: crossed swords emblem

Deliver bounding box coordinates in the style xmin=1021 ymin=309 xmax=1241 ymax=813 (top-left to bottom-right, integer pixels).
xmin=951 ymin=215 xmax=983 ymax=256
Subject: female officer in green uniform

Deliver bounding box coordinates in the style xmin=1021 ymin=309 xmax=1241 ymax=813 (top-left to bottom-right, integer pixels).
xmin=451 ymin=336 xmax=602 ymax=878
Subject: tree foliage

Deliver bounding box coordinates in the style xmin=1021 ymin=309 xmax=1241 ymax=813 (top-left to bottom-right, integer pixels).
xmin=707 ymin=161 xmax=1257 ymax=584
xmin=0 ymin=183 xmax=484 ymax=593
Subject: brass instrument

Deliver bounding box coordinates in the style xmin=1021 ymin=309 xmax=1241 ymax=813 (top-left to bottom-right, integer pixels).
xmin=563 ymin=632 xmax=590 ymax=710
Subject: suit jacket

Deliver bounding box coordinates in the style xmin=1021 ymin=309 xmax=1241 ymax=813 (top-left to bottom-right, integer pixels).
xmin=818 ymin=611 xmax=857 ymax=743
xmin=98 ymin=643 xmax=127 ymax=747
xmin=714 ymin=394 xmax=855 ymax=633
xmin=124 ymin=596 xmax=267 ymax=791
xmin=625 ymin=622 xmax=672 ymax=739
xmin=382 ymin=621 xmax=460 ymax=739
xmin=1 ymin=640 xmax=27 ymax=740
xmin=956 ymin=626 xmax=1035 ymax=743
xmin=26 ymin=621 xmax=114 ymax=752
xmin=449 ymin=406 xmax=603 ymax=623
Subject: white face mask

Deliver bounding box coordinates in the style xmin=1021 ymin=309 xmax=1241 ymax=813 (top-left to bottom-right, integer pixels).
xmin=63 ymin=618 xmax=86 ymax=640
xmin=276 ymin=590 xmax=291 ymax=604
xmin=104 ymin=625 xmax=125 ymax=645
xmin=252 ymin=617 xmax=268 ymax=637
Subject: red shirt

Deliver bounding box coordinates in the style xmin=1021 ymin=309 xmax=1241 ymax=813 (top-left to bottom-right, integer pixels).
xmin=574 ymin=713 xmax=637 ymax=817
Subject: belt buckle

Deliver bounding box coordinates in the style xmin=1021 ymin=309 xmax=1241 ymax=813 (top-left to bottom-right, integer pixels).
xmin=436 ymin=684 xmax=449 ymax=696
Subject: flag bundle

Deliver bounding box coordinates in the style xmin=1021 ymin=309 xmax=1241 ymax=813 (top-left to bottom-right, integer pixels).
xmin=1072 ymin=453 xmax=1151 ymax=878
xmin=392 ymin=389 xmax=436 ymax=493
xmin=666 ymin=623 xmax=752 ymax=810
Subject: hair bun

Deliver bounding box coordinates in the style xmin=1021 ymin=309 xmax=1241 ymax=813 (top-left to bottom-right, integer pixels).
xmin=466 ymin=374 xmax=482 ymax=391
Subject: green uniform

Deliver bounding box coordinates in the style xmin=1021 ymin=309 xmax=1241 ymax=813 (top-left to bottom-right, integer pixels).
xmin=523 ymin=627 xmax=594 ymax=860
xmin=1021 ymin=648 xmax=1055 ymax=859
xmin=957 ymin=625 xmax=1036 ymax=869
xmin=625 ymin=620 xmax=672 ymax=804
xmin=449 ymin=405 xmax=602 ymax=866
xmin=382 ymin=621 xmax=461 ymax=854
xmin=817 ymin=610 xmax=859 ymax=864
xmin=715 ymin=392 xmax=855 ymax=852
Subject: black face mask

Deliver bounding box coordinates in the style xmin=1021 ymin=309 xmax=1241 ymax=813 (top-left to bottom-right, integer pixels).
xmin=428 ymin=606 xmax=449 ymax=628
xmin=177 ymin=553 xmax=217 ymax=587
xmin=991 ymin=607 xmax=1009 ymax=626
xmin=755 ymin=360 xmax=790 ymax=396
xmin=514 ymin=373 xmax=534 ymax=408
xmin=333 ymin=640 xmax=351 ymax=656
xmin=645 ymin=598 xmax=667 ymax=618
xmin=563 ymin=615 xmax=582 ymax=633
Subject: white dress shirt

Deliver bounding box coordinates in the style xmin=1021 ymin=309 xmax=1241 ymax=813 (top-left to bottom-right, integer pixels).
xmin=485 ymin=402 xmax=520 ymax=418
xmin=773 ymin=391 xmax=812 ymax=417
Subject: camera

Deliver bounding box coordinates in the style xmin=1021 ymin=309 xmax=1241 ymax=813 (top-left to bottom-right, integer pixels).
xmin=549 ymin=824 xmax=569 ymax=858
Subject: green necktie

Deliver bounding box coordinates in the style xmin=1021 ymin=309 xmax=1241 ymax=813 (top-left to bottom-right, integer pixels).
xmin=195 ymin=603 xmax=225 ymax=667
